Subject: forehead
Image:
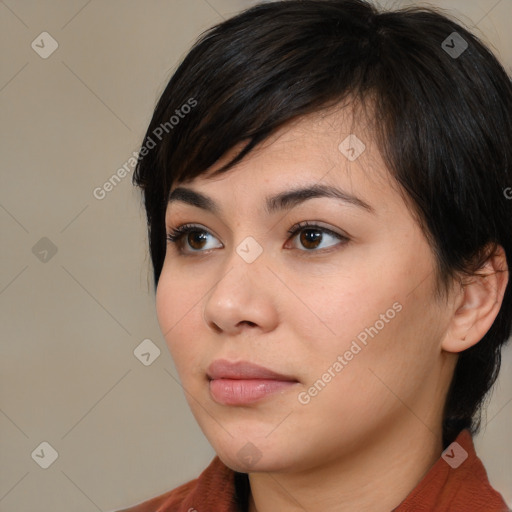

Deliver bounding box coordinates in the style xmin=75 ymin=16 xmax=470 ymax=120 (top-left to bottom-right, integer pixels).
xmin=171 ymin=105 xmax=392 ymax=199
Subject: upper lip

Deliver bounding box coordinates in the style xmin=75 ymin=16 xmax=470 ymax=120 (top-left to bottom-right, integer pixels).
xmin=207 ymin=359 xmax=297 ymax=381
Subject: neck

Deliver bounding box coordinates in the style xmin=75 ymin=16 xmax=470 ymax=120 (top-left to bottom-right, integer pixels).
xmin=247 ymin=420 xmax=443 ymax=512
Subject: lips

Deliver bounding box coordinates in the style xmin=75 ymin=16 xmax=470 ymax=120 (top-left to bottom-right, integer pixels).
xmin=207 ymin=359 xmax=297 ymax=381
xmin=206 ymin=359 xmax=299 ymax=405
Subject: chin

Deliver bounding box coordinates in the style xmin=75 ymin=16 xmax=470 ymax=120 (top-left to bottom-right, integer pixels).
xmin=216 ymin=448 xmax=291 ymax=474
xmin=209 ymin=433 xmax=302 ymax=474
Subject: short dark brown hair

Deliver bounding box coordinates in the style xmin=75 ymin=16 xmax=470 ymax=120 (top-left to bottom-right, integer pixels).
xmin=133 ymin=0 xmax=512 ymax=447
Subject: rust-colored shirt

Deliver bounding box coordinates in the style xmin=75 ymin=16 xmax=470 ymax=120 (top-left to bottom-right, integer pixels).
xmin=114 ymin=430 xmax=510 ymax=512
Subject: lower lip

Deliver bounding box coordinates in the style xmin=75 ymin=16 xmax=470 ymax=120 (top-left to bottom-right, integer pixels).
xmin=209 ymin=378 xmax=297 ymax=405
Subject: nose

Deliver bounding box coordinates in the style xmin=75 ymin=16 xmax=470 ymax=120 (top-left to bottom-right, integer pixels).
xmin=202 ymin=247 xmax=279 ymax=335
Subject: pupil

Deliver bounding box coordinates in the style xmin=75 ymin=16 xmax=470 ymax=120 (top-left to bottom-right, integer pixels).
xmin=189 ymin=231 xmax=207 ymax=249
xmin=301 ymin=229 xmax=321 ymax=249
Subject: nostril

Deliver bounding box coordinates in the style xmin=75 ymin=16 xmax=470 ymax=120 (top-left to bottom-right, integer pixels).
xmin=239 ymin=320 xmax=257 ymax=327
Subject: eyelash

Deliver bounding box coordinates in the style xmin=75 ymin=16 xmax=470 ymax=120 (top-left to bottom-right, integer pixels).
xmin=165 ymin=221 xmax=349 ymax=255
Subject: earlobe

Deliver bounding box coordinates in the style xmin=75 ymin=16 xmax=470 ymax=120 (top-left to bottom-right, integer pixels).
xmin=441 ymin=245 xmax=509 ymax=354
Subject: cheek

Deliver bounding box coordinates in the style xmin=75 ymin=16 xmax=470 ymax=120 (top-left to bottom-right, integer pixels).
xmin=293 ymin=294 xmax=441 ymax=446
xmin=283 ymin=262 xmax=394 ymax=355
xmin=294 ymin=253 xmax=441 ymax=391
xmin=155 ymin=271 xmax=179 ymax=342
xmin=155 ymin=268 xmax=205 ymax=373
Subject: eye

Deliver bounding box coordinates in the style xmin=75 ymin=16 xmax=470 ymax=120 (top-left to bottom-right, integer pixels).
xmin=165 ymin=221 xmax=349 ymax=256
xmin=166 ymin=224 xmax=222 ymax=253
xmin=286 ymin=221 xmax=348 ymax=251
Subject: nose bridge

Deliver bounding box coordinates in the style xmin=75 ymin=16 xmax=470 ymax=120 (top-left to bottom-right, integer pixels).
xmin=202 ymin=234 xmax=277 ymax=333
xmin=212 ymin=234 xmax=267 ymax=299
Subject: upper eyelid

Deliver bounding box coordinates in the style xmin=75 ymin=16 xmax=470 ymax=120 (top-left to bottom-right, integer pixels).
xmin=167 ymin=223 xmax=222 ymax=241
xmin=287 ymin=221 xmax=347 ymax=237
xmin=165 ymin=221 xmax=345 ymax=237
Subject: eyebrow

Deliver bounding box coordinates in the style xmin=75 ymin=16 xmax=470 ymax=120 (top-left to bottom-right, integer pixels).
xmin=167 ymin=184 xmax=375 ymax=215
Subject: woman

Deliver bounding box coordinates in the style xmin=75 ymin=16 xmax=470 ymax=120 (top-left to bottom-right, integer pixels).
xmin=117 ymin=0 xmax=512 ymax=510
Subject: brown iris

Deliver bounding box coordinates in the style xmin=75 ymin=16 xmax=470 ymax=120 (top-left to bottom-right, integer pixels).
xmin=299 ymin=228 xmax=322 ymax=250
xmin=187 ymin=230 xmax=208 ymax=250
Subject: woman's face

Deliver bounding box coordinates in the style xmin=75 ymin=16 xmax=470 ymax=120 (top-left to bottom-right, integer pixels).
xmin=156 ymin=109 xmax=455 ymax=473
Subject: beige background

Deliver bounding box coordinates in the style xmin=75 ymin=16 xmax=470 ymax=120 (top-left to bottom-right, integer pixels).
xmin=0 ymin=1 xmax=510 ymax=511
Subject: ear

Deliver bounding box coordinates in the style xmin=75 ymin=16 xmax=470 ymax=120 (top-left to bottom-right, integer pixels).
xmin=441 ymin=245 xmax=509 ymax=353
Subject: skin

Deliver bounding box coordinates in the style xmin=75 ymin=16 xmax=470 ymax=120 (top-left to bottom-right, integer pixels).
xmin=155 ymin=107 xmax=508 ymax=512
